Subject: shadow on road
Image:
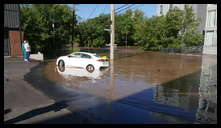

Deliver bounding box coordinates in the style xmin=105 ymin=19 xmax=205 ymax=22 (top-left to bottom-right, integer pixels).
xmin=4 ymin=109 xmax=12 ymax=115
xmin=4 ymin=100 xmax=69 ymax=124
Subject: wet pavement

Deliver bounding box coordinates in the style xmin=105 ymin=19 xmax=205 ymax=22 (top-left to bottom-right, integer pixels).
xmin=4 ymin=57 xmax=72 ymax=124
xmin=36 ymin=49 xmax=217 ymax=123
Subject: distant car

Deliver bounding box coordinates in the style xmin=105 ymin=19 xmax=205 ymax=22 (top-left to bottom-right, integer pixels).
xmin=56 ymin=52 xmax=109 ymax=73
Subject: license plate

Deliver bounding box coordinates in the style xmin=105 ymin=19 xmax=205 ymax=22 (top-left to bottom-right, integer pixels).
xmin=103 ymin=62 xmax=109 ymax=66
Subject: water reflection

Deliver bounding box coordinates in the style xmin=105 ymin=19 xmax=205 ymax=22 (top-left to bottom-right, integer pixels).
xmin=109 ymin=59 xmax=116 ymax=100
xmin=154 ymin=71 xmax=200 ymax=110
xmin=56 ymin=66 xmax=109 ymax=86
xmin=152 ymin=55 xmax=217 ymax=123
xmin=45 ymin=52 xmax=202 ymax=101
xmin=114 ymin=52 xmax=202 ymax=85
xmin=196 ymin=55 xmax=217 ymax=123
xmin=43 ymin=51 xmax=217 ymax=123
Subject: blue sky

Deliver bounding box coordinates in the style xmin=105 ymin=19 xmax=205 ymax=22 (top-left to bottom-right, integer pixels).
xmin=68 ymin=4 xmax=156 ymax=21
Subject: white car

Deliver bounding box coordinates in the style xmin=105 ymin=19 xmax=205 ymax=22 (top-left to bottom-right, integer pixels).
xmin=56 ymin=52 xmax=109 ymax=72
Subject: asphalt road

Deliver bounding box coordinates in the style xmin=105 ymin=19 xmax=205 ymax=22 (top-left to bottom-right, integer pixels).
xmin=4 ymin=57 xmax=72 ymax=124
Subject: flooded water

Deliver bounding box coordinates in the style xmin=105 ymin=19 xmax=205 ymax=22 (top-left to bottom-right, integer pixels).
xmin=43 ymin=49 xmax=217 ymax=123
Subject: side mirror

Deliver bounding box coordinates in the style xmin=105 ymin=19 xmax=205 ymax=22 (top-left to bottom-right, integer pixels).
xmin=68 ymin=55 xmax=72 ymax=58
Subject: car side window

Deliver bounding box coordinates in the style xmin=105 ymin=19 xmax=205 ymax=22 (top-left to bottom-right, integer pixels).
xmin=81 ymin=54 xmax=91 ymax=59
xmin=73 ymin=53 xmax=81 ymax=58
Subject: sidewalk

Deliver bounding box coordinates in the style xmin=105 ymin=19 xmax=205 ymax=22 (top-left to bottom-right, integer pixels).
xmin=4 ymin=57 xmax=71 ymax=124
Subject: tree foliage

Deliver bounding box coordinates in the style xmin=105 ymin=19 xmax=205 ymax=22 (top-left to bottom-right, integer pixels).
xmin=76 ymin=6 xmax=203 ymax=50
xmin=20 ymin=4 xmax=77 ymax=57
xmin=76 ymin=9 xmax=145 ymax=47
xmin=21 ymin=4 xmax=204 ymax=55
xmin=77 ymin=14 xmax=110 ymax=47
xmin=133 ymin=5 xmax=204 ymax=50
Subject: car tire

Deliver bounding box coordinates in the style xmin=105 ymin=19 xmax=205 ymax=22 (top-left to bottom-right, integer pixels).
xmin=86 ymin=64 xmax=95 ymax=73
xmin=58 ymin=60 xmax=65 ymax=72
xmin=58 ymin=60 xmax=65 ymax=67
xmin=58 ymin=65 xmax=65 ymax=72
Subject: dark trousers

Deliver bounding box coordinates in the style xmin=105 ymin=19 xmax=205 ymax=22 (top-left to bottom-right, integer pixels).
xmin=26 ymin=52 xmax=30 ymax=60
xmin=24 ymin=52 xmax=30 ymax=60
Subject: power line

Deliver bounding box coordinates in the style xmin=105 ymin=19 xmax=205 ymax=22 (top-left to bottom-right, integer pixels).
xmin=115 ymin=4 xmax=135 ymax=14
xmin=115 ymin=4 xmax=130 ymax=11
xmin=87 ymin=4 xmax=99 ymax=20
xmin=102 ymin=4 xmax=108 ymax=13
xmin=117 ymin=4 xmax=144 ymax=15
xmin=115 ymin=4 xmax=136 ymax=14
xmin=130 ymin=4 xmax=144 ymax=10
xmin=102 ymin=4 xmax=106 ymax=13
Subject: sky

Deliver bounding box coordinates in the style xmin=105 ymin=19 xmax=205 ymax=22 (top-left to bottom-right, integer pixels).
xmin=68 ymin=4 xmax=156 ymax=21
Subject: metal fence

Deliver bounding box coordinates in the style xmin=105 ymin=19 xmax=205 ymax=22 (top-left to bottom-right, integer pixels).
xmin=160 ymin=46 xmax=203 ymax=54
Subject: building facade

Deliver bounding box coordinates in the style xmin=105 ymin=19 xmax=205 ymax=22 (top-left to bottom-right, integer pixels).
xmin=4 ymin=4 xmax=23 ymax=56
xmin=156 ymin=4 xmax=217 ymax=55
xmin=156 ymin=4 xmax=207 ymax=34
xmin=197 ymin=55 xmax=217 ymax=123
xmin=203 ymin=4 xmax=217 ymax=55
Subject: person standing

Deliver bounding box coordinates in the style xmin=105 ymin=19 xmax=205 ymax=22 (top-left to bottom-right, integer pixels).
xmin=21 ymin=40 xmax=26 ymax=61
xmin=24 ymin=40 xmax=31 ymax=62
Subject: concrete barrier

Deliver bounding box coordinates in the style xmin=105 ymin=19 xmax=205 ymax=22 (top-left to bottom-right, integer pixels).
xmin=30 ymin=52 xmax=44 ymax=61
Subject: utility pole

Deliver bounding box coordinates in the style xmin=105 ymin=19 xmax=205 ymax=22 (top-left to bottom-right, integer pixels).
xmin=72 ymin=4 xmax=75 ymax=52
xmin=110 ymin=4 xmax=115 ymax=101
xmin=110 ymin=4 xmax=115 ymax=60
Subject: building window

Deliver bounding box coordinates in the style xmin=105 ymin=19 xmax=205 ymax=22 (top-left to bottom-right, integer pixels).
xmin=213 ymin=31 xmax=217 ymax=47
xmin=160 ymin=5 xmax=163 ymax=15
xmin=205 ymin=31 xmax=215 ymax=47
xmin=207 ymin=10 xmax=216 ymax=27
xmin=208 ymin=4 xmax=216 ymax=8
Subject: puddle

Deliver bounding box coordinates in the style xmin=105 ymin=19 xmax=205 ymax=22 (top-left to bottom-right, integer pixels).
xmin=43 ymin=50 xmax=217 ymax=123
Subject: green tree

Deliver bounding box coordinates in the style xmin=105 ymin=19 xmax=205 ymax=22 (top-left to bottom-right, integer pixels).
xmin=77 ymin=14 xmax=110 ymax=47
xmin=76 ymin=9 xmax=145 ymax=48
xmin=133 ymin=16 xmax=166 ymax=50
xmin=20 ymin=4 xmax=77 ymax=57
xmin=180 ymin=5 xmax=204 ymax=46
xmin=133 ymin=6 xmax=204 ymax=50
xmin=115 ymin=9 xmax=144 ymax=46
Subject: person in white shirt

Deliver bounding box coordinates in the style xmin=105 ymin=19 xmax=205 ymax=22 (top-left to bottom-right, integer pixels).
xmin=24 ymin=40 xmax=31 ymax=62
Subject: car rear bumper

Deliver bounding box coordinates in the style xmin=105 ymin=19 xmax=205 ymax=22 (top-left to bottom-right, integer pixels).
xmin=97 ymin=62 xmax=109 ymax=69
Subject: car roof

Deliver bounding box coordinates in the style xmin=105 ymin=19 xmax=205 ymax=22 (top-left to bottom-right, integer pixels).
xmin=73 ymin=52 xmax=97 ymax=56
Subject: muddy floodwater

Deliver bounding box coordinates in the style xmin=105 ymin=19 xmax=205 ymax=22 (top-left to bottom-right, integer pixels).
xmin=43 ymin=49 xmax=217 ymax=123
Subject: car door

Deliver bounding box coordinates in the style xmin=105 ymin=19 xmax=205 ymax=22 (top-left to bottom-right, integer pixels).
xmin=79 ymin=53 xmax=92 ymax=68
xmin=68 ymin=53 xmax=82 ymax=67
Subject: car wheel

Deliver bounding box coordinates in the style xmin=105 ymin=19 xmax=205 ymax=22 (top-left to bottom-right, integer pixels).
xmin=86 ymin=64 xmax=95 ymax=73
xmin=58 ymin=60 xmax=65 ymax=72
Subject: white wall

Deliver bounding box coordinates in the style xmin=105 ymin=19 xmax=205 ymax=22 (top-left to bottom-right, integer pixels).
xmin=203 ymin=4 xmax=217 ymax=55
